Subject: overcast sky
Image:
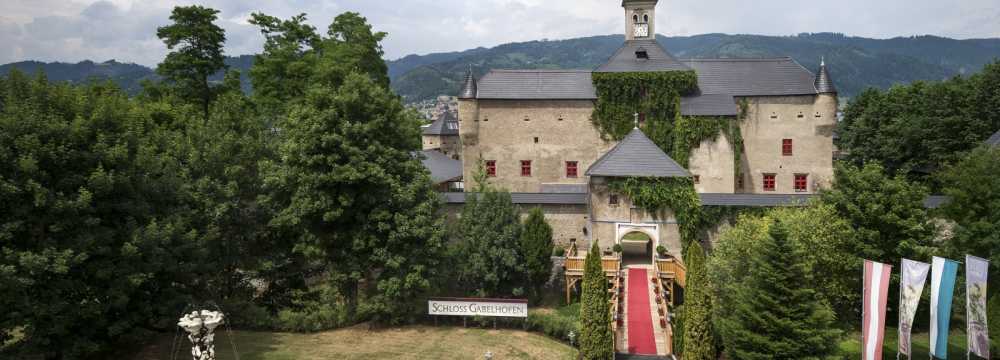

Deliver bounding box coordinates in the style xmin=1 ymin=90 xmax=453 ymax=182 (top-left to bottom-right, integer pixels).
xmin=1 ymin=0 xmax=998 ymax=67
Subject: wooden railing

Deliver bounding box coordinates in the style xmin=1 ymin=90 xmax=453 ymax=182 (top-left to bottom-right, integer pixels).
xmin=565 ymin=256 xmax=621 ymax=277
xmin=656 ymin=257 xmax=687 ymax=288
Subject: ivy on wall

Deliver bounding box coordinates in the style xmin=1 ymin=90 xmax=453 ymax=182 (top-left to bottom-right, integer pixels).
xmin=607 ymin=177 xmax=702 ymax=247
xmin=591 ymin=71 xmax=698 ymax=150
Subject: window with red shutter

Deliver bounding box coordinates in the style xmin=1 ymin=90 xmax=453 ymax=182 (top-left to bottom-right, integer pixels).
xmin=566 ymin=161 xmax=578 ymax=178
xmin=794 ymin=174 xmax=808 ymax=192
xmin=521 ymin=160 xmax=532 ymax=177
xmin=782 ymin=139 xmax=793 ymax=156
xmin=486 ymin=160 xmax=496 ymax=177
xmin=763 ymin=174 xmax=776 ymax=191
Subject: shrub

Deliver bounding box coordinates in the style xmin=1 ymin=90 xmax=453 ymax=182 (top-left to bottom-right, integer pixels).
xmin=553 ymin=246 xmax=566 ymax=257
xmin=656 ymin=245 xmax=667 ymax=256
xmin=612 ymin=244 xmax=623 ymax=253
xmin=527 ymin=308 xmax=580 ymax=342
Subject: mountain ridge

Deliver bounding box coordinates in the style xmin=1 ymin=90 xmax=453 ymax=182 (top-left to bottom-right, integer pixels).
xmin=2 ymin=33 xmax=998 ymax=102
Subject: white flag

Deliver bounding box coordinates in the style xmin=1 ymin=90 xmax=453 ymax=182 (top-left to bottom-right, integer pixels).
xmin=898 ymin=259 xmax=930 ymax=358
xmin=966 ymin=255 xmax=990 ymax=359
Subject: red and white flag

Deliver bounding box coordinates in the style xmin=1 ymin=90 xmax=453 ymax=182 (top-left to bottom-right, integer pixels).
xmin=862 ymin=260 xmax=892 ymax=360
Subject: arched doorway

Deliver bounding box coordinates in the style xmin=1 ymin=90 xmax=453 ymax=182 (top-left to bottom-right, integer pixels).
xmin=616 ymin=223 xmax=658 ymax=266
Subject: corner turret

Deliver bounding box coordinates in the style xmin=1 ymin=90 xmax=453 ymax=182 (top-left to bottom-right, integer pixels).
xmin=815 ymin=57 xmax=836 ymax=94
xmin=459 ymin=68 xmax=477 ymax=99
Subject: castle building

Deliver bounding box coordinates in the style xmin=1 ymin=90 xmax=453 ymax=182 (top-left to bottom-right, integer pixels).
xmin=439 ymin=0 xmax=838 ymax=259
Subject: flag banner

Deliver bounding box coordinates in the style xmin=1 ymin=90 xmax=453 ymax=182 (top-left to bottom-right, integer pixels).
xmin=966 ymin=255 xmax=990 ymax=359
xmin=898 ymin=259 xmax=930 ymax=357
xmin=862 ymin=260 xmax=892 ymax=360
xmin=930 ymin=256 xmax=960 ymax=359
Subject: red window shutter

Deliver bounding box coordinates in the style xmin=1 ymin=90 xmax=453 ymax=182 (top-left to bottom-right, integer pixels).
xmin=486 ymin=160 xmax=496 ymax=177
xmin=794 ymin=174 xmax=808 ymax=192
xmin=521 ymin=160 xmax=532 ymax=177
xmin=763 ymin=174 xmax=776 ymax=191
xmin=566 ymin=161 xmax=578 ymax=178
xmin=782 ymin=139 xmax=793 ymax=156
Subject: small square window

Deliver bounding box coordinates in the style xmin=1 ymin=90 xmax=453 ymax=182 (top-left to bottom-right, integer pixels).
xmin=794 ymin=174 xmax=808 ymax=192
xmin=524 ymin=116 xmax=530 ymax=122
xmin=521 ymin=160 xmax=532 ymax=177
xmin=485 ymin=160 xmax=496 ymax=177
xmin=609 ymin=194 xmax=619 ymax=206
xmin=566 ymin=161 xmax=578 ymax=178
xmin=763 ymin=174 xmax=776 ymax=192
xmin=693 ymin=175 xmax=700 ymax=184
xmin=534 ymin=137 xmax=539 ymax=143
xmin=782 ymin=139 xmax=793 ymax=156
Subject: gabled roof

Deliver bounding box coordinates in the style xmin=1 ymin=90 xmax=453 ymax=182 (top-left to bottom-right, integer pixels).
xmin=681 ymin=58 xmax=818 ymax=96
xmin=987 ymin=130 xmax=1000 ymax=147
xmin=586 ymin=128 xmax=690 ymax=178
xmin=422 ymin=112 xmax=459 ymax=136
xmin=419 ymin=150 xmax=462 ymax=184
xmin=477 ymin=70 xmax=596 ymax=100
xmin=595 ymin=40 xmax=690 ymax=73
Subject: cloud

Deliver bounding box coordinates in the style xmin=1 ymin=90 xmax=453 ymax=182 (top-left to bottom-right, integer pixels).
xmin=0 ymin=0 xmax=997 ymax=66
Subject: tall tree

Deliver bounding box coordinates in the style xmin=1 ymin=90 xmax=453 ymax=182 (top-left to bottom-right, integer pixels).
xmin=579 ymin=241 xmax=614 ymax=360
xmin=682 ymin=241 xmax=715 ymax=360
xmin=715 ymin=220 xmax=841 ymax=360
xmin=156 ymin=5 xmax=227 ymax=119
xmin=0 ymin=71 xmax=199 ymax=359
xmin=938 ymin=146 xmax=1000 ymax=290
xmin=248 ymin=13 xmax=321 ymax=113
xmin=454 ymin=189 xmax=523 ymax=297
xmin=520 ymin=207 xmax=553 ymax=300
xmin=263 ymin=71 xmax=444 ymax=323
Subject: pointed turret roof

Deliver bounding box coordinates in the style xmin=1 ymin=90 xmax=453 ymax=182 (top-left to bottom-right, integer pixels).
xmin=814 ymin=58 xmax=837 ymax=94
xmin=459 ymin=68 xmax=477 ymax=99
xmin=987 ymin=130 xmax=1000 ymax=147
xmin=586 ymin=127 xmax=690 ymax=178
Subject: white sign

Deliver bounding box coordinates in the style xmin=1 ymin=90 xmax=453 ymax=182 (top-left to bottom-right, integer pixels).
xmin=428 ymin=298 xmax=528 ymax=318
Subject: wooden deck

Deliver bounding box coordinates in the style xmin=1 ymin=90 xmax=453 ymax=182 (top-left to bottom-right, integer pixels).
xmin=563 ymin=255 xmax=621 ymax=304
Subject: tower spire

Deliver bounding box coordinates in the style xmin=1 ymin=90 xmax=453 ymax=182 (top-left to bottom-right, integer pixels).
xmin=459 ymin=66 xmax=477 ymax=99
xmin=815 ymin=57 xmax=836 ymax=94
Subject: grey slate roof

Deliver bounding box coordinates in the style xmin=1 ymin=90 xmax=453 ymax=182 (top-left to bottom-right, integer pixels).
xmin=814 ymin=60 xmax=837 ymax=94
xmin=441 ymin=192 xmax=588 ymax=205
xmin=987 ymin=130 xmax=1000 ymax=147
xmin=923 ymin=195 xmax=951 ymax=209
xmin=595 ymin=40 xmax=690 ymax=73
xmin=459 ymin=69 xmax=477 ymax=99
xmin=586 ymin=128 xmax=690 ymax=178
xmin=541 ymin=183 xmax=589 ymax=193
xmin=698 ymin=193 xmax=814 ymax=207
xmin=680 ymin=94 xmax=737 ymax=116
xmin=422 ymin=112 xmax=459 ymax=136
xmin=419 ymin=150 xmax=462 ymax=184
xmin=681 ymin=58 xmax=818 ymax=96
xmin=476 ymin=70 xmax=597 ymax=100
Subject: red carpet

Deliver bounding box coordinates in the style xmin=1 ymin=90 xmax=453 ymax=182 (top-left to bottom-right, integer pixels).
xmin=626 ymin=268 xmax=657 ymax=355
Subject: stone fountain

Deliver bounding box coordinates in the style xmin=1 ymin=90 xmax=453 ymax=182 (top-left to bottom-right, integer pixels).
xmin=178 ymin=310 xmax=225 ymax=360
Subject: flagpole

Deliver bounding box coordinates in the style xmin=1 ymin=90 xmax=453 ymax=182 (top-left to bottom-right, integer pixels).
xmin=898 ymin=259 xmax=903 ymax=360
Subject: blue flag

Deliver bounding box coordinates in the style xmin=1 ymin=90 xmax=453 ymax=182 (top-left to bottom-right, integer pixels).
xmin=929 ymin=256 xmax=960 ymax=359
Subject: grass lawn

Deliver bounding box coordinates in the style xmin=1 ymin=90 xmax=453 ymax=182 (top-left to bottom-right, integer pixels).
xmin=132 ymin=325 xmax=577 ymax=360
xmin=838 ymin=326 xmax=971 ymax=359
xmin=622 ymin=232 xmax=651 ymax=241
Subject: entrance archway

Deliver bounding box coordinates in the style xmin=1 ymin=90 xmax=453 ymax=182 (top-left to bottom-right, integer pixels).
xmin=616 ymin=223 xmax=658 ymax=266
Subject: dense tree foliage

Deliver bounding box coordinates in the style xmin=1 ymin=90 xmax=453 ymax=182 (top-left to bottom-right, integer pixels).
xmin=820 ymin=162 xmax=934 ymax=264
xmin=156 ymin=6 xmax=228 ymax=118
xmin=0 ymin=72 xmax=202 ymax=359
xmin=938 ymin=146 xmax=1000 ymax=290
xmin=453 ymin=188 xmax=523 ymax=297
xmin=838 ymin=61 xmax=1000 ymax=186
xmin=579 ymin=242 xmax=613 ymax=360
xmin=681 ymin=242 xmax=715 ymax=360
xmin=714 ymin=220 xmax=841 ymax=360
xmin=520 ymin=207 xmax=553 ymax=300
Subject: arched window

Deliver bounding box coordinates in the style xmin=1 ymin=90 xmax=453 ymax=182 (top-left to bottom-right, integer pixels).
xmin=633 ymin=14 xmax=639 ymax=23
xmin=643 ymin=14 xmax=649 ymax=23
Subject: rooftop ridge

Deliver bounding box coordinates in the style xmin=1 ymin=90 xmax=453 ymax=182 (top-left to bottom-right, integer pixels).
xmin=485 ymin=69 xmax=594 ymax=73
xmin=681 ymin=57 xmax=795 ymax=62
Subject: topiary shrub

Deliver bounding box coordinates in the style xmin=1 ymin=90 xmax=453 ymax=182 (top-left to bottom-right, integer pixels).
xmin=553 ymin=246 xmax=566 ymax=257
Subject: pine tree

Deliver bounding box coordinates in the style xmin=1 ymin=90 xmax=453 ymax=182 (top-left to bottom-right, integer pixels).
xmin=715 ymin=219 xmax=841 ymax=360
xmin=520 ymin=207 xmax=553 ymax=299
xmin=455 ymin=188 xmax=523 ymax=297
xmin=579 ymin=241 xmax=614 ymax=360
xmin=682 ymin=241 xmax=715 ymax=360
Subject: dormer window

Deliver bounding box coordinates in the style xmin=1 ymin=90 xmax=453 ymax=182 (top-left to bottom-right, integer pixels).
xmin=635 ymin=48 xmax=649 ymax=59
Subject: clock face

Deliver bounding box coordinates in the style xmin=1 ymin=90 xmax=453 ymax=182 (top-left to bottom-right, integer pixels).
xmin=633 ymin=23 xmax=649 ymax=37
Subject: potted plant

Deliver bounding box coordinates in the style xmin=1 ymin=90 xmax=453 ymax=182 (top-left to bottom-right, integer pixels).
xmin=656 ymin=245 xmax=667 ymax=258
xmin=553 ymin=246 xmax=566 ymax=257
xmin=612 ymin=244 xmax=623 ymax=255
xmin=659 ymin=317 xmax=667 ymax=327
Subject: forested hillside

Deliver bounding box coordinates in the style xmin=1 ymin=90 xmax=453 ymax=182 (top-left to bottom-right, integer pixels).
xmin=2 ymin=33 xmax=998 ymax=103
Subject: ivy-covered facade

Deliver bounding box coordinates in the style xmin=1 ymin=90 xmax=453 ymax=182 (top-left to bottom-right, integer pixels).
xmin=441 ymin=0 xmax=838 ymax=264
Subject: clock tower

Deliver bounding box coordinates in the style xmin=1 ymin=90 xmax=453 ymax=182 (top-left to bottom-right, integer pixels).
xmin=624 ymin=0 xmax=658 ymax=41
